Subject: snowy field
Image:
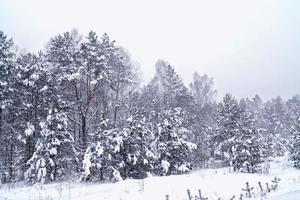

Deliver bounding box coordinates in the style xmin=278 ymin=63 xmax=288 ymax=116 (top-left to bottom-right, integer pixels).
xmin=1 ymin=154 xmax=300 ymax=200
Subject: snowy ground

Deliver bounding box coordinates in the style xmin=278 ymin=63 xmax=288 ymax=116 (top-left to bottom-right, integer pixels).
xmin=1 ymin=155 xmax=300 ymax=200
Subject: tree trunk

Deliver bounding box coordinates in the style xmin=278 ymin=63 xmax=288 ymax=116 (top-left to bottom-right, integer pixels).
xmin=81 ymin=114 xmax=87 ymax=150
xmin=25 ymin=136 xmax=33 ymax=163
xmin=9 ymin=139 xmax=13 ymax=183
xmin=113 ymin=107 xmax=118 ymax=128
xmin=113 ymin=89 xmax=119 ymax=128
xmin=0 ymin=107 xmax=2 ymax=143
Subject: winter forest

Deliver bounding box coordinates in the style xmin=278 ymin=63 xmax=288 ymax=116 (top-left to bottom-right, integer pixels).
xmin=1 ymin=28 xmax=300 ymax=199
xmin=1 ymin=28 xmax=300 ymax=181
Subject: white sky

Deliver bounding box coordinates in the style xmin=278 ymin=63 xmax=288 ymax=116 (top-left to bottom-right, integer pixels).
xmin=1 ymin=0 xmax=300 ymax=100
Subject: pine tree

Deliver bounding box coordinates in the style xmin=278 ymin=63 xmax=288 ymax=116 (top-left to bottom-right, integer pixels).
xmin=243 ymin=96 xmax=271 ymax=159
xmin=0 ymin=31 xmax=17 ymax=183
xmin=120 ymin=112 xmax=156 ymax=179
xmin=264 ymin=97 xmax=289 ymax=156
xmin=107 ymin=47 xmax=139 ymax=127
xmin=14 ymin=53 xmax=52 ymax=176
xmin=82 ymin=124 xmax=124 ymax=182
xmin=231 ymin=101 xmax=263 ymax=173
xmin=47 ymin=31 xmax=85 ymax=149
xmin=78 ymin=31 xmax=110 ymax=148
xmin=286 ymin=95 xmax=300 ymax=129
xmin=25 ymin=110 xmax=76 ymax=183
xmin=212 ymin=94 xmax=241 ymax=165
xmin=139 ymin=60 xmax=191 ymax=114
xmin=155 ymin=108 xmax=196 ymax=175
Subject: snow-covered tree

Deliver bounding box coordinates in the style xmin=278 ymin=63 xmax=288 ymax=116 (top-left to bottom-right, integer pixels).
xmin=25 ymin=110 xmax=76 ymax=183
xmin=47 ymin=30 xmax=140 ymax=152
xmin=139 ymin=60 xmax=192 ymax=114
xmin=231 ymin=101 xmax=263 ymax=173
xmin=83 ymin=112 xmax=156 ymax=181
xmin=192 ymin=123 xmax=215 ymax=168
xmin=189 ymin=72 xmax=217 ymax=167
xmin=47 ymin=30 xmax=85 ymax=148
xmin=82 ymin=126 xmax=124 ymax=182
xmin=154 ymin=108 xmax=196 ymax=175
xmin=15 ymin=53 xmax=52 ymax=172
xmin=286 ymin=95 xmax=300 ymax=129
xmin=0 ymin=31 xmax=17 ymax=182
xmin=289 ymin=121 xmax=300 ymax=168
xmin=107 ymin=47 xmax=140 ymax=127
xmin=212 ymin=94 xmax=241 ymax=164
xmin=264 ymin=96 xmax=289 ymax=137
xmin=120 ymin=113 xmax=156 ymax=179
xmin=264 ymin=97 xmax=289 ymax=156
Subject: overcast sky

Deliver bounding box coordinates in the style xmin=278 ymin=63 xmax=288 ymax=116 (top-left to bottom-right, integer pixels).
xmin=1 ymin=0 xmax=300 ymax=100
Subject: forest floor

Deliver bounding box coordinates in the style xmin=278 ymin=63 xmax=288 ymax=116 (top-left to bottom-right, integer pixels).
xmin=1 ymin=154 xmax=300 ymax=200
